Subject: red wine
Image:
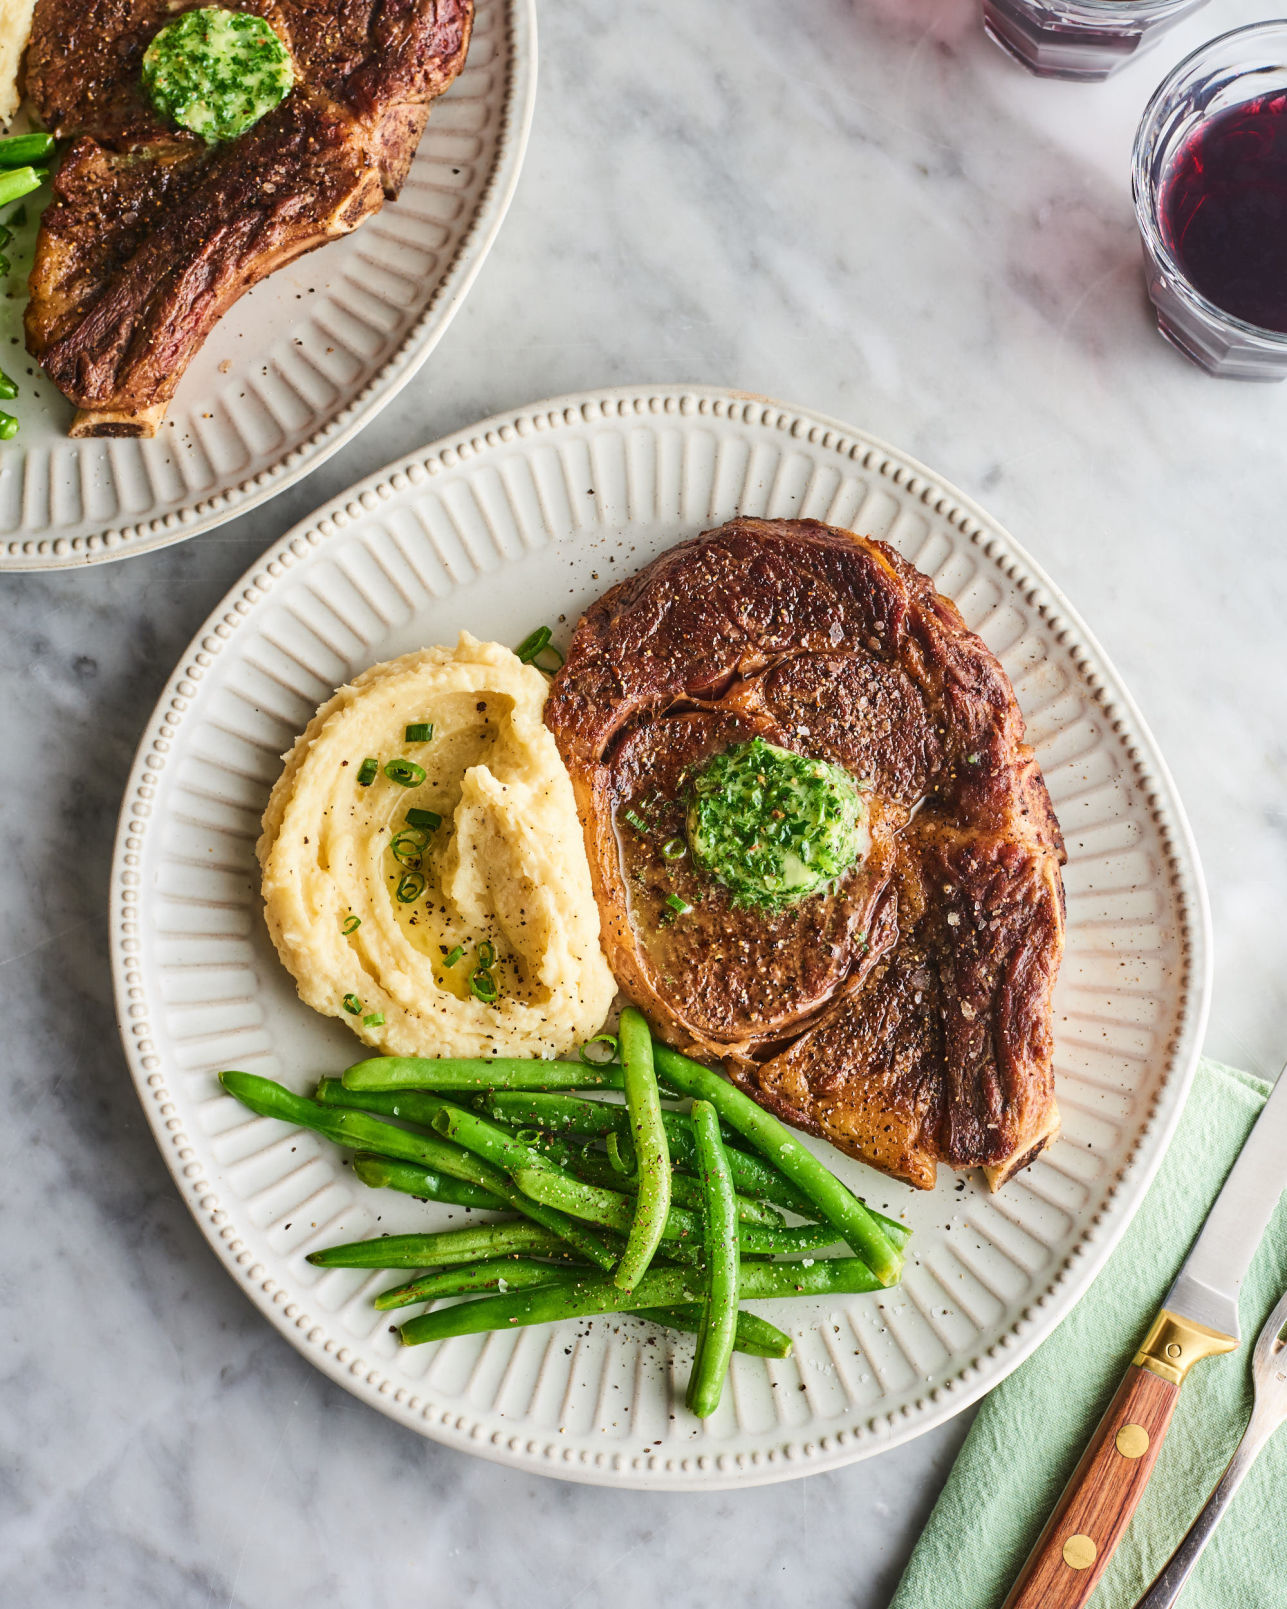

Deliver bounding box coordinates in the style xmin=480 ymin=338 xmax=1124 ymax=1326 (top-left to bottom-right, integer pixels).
xmin=1160 ymin=94 xmax=1287 ymax=334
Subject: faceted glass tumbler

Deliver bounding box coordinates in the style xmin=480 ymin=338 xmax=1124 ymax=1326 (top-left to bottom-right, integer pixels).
xmin=1134 ymin=23 xmax=1287 ymax=380
xmin=982 ymin=0 xmax=1210 ymax=81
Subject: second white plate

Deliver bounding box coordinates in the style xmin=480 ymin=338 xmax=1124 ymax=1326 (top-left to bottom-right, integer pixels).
xmin=0 ymin=0 xmax=535 ymax=570
xmin=110 ymin=385 xmax=1210 ymax=1488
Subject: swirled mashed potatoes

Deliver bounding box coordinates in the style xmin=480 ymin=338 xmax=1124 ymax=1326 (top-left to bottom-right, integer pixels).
xmin=258 ymin=634 xmax=616 ymax=1059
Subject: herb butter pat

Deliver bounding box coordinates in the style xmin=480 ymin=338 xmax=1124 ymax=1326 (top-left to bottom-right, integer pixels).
xmin=142 ymin=8 xmax=294 ymax=145
xmin=688 ymin=736 xmax=868 ymax=909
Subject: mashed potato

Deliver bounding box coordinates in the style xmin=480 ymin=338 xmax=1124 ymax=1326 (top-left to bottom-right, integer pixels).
xmin=258 ymin=633 xmax=616 ymax=1060
xmin=0 ymin=0 xmax=36 ymax=128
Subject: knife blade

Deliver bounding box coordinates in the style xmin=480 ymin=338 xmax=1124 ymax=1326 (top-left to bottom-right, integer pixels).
xmin=1161 ymin=1061 xmax=1287 ymax=1343
xmin=1002 ymin=1066 xmax=1287 ymax=1609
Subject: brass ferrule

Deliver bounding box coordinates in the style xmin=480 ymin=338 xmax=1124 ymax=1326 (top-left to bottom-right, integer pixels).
xmin=1133 ymin=1308 xmax=1238 ymax=1386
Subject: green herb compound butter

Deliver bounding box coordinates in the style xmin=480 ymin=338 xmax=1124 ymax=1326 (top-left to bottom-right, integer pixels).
xmin=142 ymin=8 xmax=294 ymax=144
xmin=687 ymin=737 xmax=868 ymax=909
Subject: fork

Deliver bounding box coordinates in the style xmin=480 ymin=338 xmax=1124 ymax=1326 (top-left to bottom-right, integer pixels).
xmin=1134 ymin=1285 xmax=1287 ymax=1609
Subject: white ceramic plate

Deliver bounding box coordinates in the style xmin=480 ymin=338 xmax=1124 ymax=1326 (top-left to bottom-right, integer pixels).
xmin=110 ymin=385 xmax=1210 ymax=1489
xmin=0 ymin=0 xmax=535 ymax=572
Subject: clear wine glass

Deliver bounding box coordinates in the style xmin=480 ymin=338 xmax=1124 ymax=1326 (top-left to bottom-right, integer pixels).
xmin=1134 ymin=22 xmax=1287 ymax=379
xmin=982 ymin=0 xmax=1210 ymax=81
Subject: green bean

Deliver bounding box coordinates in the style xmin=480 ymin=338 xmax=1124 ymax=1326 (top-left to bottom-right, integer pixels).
xmin=651 ymin=1045 xmax=904 ymax=1286
xmin=0 ymin=412 xmax=16 ymax=441
xmin=636 ymin=1305 xmax=792 ymax=1359
xmin=315 ymin=1076 xmax=457 ymax=1128
xmin=610 ymin=1009 xmax=670 ymax=1291
xmin=0 ymin=133 xmax=54 ymax=169
xmin=220 ymin=1071 xmax=614 ymax=1270
xmin=0 ymin=368 xmax=16 ymax=401
xmin=374 ymin=1258 xmax=585 ymax=1310
xmin=686 ymin=1100 xmax=740 ymax=1417
xmin=481 ymin=1089 xmax=656 ymax=1136
xmin=309 ymin=1222 xmax=573 ymax=1268
xmin=343 ymin=1055 xmax=627 ymax=1092
xmin=866 ymin=1208 xmax=912 ymax=1252
xmin=430 ymin=1104 xmax=551 ymax=1176
xmin=221 ymin=1071 xmax=466 ymax=1170
xmin=513 ymin=1167 xmax=701 ymax=1246
xmin=350 ymin=1152 xmax=499 ymax=1211
xmin=399 ymin=1257 xmax=882 ymax=1344
xmin=225 ymin=1071 xmax=490 ymax=1188
xmin=739 ymin=1222 xmax=840 ymax=1256
xmin=0 ymin=167 xmax=42 ymax=210
xmin=668 ymin=1168 xmax=782 ymax=1227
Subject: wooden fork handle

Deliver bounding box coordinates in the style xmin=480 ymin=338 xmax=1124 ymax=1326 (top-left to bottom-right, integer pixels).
xmin=1001 ymin=1363 xmax=1179 ymax=1609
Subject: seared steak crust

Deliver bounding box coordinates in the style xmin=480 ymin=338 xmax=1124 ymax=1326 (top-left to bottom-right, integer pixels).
xmin=23 ymin=0 xmax=472 ymax=433
xmin=546 ymin=519 xmax=1065 ymax=1190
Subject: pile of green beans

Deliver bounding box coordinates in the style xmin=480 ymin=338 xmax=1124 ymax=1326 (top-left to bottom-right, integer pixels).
xmin=218 ymin=1014 xmax=911 ymax=1419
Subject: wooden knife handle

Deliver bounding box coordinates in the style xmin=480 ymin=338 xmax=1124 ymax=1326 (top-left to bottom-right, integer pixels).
xmin=1001 ymin=1363 xmax=1179 ymax=1609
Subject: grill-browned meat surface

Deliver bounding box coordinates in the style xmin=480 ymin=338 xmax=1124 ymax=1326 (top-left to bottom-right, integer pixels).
xmin=22 ymin=0 xmax=472 ymax=435
xmin=546 ymin=519 xmax=1066 ymax=1191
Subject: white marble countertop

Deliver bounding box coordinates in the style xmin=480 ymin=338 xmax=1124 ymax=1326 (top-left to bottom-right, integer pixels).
xmin=5 ymin=1 xmax=1286 ymax=1603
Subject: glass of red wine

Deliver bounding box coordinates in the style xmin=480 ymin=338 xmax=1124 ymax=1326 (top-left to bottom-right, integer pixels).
xmin=1135 ymin=23 xmax=1287 ymax=379
xmin=982 ymin=0 xmax=1209 ymax=82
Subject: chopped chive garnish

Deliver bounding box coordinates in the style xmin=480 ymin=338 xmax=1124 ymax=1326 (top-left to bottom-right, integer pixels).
xmin=390 ymin=828 xmax=427 ymax=867
xmin=363 ymin=1012 xmax=385 ymax=1028
xmin=341 ymin=914 xmax=361 ymax=935
xmin=342 ymin=993 xmax=362 ymax=1015
xmin=661 ymin=836 xmax=687 ymax=860
xmin=357 ymin=757 xmax=378 ymax=786
xmin=444 ymin=945 xmax=465 ymax=966
xmin=606 ymin=1132 xmax=634 ymax=1175
xmin=578 ymin=1033 xmax=619 ymax=1066
xmin=406 ymin=808 xmax=441 ymax=831
xmin=404 ymin=722 xmax=434 ymax=743
xmin=515 ymin=625 xmax=552 ymax=663
xmin=395 ymin=871 xmax=426 ymax=903
xmin=469 ymin=968 xmax=499 ymax=1004
xmin=384 ymin=758 xmax=426 ymax=788
xmin=478 ymin=941 xmax=496 ymax=969
xmin=665 ymin=893 xmax=692 ymax=915
xmin=624 ymin=810 xmax=648 ymax=833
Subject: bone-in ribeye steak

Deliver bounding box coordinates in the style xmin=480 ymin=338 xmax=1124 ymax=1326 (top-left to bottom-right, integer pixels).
xmin=545 ymin=519 xmax=1066 ymax=1191
xmin=22 ymin=0 xmax=472 ymax=436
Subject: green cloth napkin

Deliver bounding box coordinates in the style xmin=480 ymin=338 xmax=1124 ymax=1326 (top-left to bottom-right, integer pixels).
xmin=891 ymin=1060 xmax=1287 ymax=1609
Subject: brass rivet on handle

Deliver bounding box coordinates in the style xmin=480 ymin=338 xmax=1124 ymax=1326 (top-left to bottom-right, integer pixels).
xmin=1115 ymin=1423 xmax=1150 ymax=1459
xmin=1165 ymin=1342 xmax=1183 ymax=1360
xmin=1063 ymin=1535 xmax=1097 ymax=1571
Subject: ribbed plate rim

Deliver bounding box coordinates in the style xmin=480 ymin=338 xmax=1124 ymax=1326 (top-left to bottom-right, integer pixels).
xmin=108 ymin=383 xmax=1212 ymax=1489
xmin=0 ymin=0 xmax=537 ymax=573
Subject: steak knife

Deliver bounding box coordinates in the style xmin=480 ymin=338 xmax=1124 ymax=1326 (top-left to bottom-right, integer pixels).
xmin=1002 ymin=1064 xmax=1287 ymax=1609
